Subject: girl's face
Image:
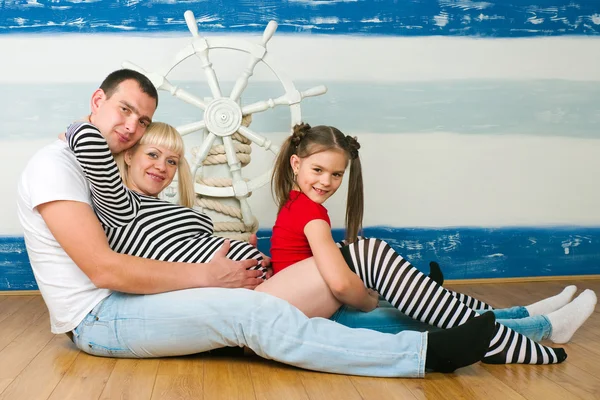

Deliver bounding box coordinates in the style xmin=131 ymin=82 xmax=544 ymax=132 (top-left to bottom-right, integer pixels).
xmin=125 ymin=143 xmax=180 ymax=197
xmin=291 ymin=149 xmax=348 ymax=205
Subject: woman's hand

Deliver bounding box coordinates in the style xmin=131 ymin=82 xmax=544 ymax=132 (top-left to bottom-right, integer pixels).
xmin=359 ymin=289 xmax=380 ymax=312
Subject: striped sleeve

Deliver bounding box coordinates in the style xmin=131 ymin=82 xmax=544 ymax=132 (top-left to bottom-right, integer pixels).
xmin=66 ymin=122 xmax=141 ymax=228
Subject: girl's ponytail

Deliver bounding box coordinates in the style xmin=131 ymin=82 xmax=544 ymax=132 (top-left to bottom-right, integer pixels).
xmin=345 ymin=138 xmax=364 ymax=242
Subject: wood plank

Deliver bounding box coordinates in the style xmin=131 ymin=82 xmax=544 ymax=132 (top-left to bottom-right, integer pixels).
xmin=98 ymin=359 xmax=160 ymax=400
xmin=203 ymin=356 xmax=256 ymax=400
xmin=561 ymin=343 xmax=600 ymax=379
xmin=249 ymin=360 xmax=309 ymax=400
xmin=297 ymin=370 xmax=362 ymax=400
xmin=410 ymin=364 xmax=526 ymax=400
xmin=481 ymin=363 xmax=579 ymax=400
xmin=447 ymin=275 xmax=600 ymax=285
xmin=349 ymin=375 xmax=419 ymax=400
xmin=151 ymin=356 xmax=204 ymax=400
xmin=0 ymin=296 xmax=47 ymax=352
xmin=0 ymin=335 xmax=79 ymax=400
xmin=401 ymin=372 xmax=466 ymax=400
xmin=0 ymin=296 xmax=34 ymax=325
xmin=569 ymin=325 xmax=600 ymax=355
xmin=0 ymin=291 xmax=41 ymax=296
xmin=47 ymin=353 xmax=117 ymax=400
xmin=535 ymin=360 xmax=600 ymax=399
xmin=0 ymin=311 xmax=54 ymax=393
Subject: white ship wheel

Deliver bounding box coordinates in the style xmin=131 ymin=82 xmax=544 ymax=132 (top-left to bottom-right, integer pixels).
xmin=123 ymin=10 xmax=326 ymax=228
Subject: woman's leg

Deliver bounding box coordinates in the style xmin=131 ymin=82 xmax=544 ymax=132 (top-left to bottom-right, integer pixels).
xmin=341 ymin=238 xmax=566 ymax=365
xmin=479 ymin=311 xmax=551 ymax=342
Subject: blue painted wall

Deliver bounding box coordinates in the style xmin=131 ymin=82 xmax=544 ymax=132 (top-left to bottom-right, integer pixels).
xmin=2 ymin=0 xmax=599 ymax=36
xmin=3 ymin=227 xmax=600 ymax=290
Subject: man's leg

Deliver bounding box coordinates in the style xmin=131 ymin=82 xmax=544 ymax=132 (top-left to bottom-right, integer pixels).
xmin=72 ymin=288 xmax=427 ymax=378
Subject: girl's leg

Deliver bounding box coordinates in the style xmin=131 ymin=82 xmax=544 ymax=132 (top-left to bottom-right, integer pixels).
xmin=340 ymin=241 xmax=495 ymax=310
xmin=340 ymin=238 xmax=567 ymax=365
xmin=448 ymin=290 xmax=494 ymax=310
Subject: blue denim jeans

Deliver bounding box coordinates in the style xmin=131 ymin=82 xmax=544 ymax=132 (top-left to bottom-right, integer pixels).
xmin=486 ymin=306 xmax=551 ymax=342
xmin=72 ymin=289 xmax=427 ymax=377
xmin=332 ymin=301 xmax=552 ymax=343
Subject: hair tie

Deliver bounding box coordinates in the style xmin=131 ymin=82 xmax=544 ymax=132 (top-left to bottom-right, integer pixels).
xmin=291 ymin=123 xmax=311 ymax=147
xmin=345 ymin=135 xmax=360 ymax=159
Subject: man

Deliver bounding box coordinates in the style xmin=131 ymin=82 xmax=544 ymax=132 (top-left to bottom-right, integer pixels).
xmin=17 ymin=69 xmax=491 ymax=377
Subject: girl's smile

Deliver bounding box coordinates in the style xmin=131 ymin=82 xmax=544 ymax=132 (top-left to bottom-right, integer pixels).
xmin=291 ymin=149 xmax=348 ymax=205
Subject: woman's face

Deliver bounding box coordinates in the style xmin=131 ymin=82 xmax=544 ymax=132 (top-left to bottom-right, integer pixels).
xmin=124 ymin=143 xmax=180 ymax=196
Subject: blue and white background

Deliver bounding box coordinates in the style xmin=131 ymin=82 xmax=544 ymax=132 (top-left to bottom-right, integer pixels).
xmin=2 ymin=0 xmax=600 ymax=290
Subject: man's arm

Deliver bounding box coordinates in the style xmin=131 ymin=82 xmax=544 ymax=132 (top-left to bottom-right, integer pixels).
xmin=38 ymin=200 xmax=263 ymax=293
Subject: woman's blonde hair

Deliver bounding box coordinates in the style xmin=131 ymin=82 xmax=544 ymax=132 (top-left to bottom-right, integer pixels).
xmin=115 ymin=122 xmax=196 ymax=208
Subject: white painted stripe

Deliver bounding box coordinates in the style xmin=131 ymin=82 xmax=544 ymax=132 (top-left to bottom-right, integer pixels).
xmin=1 ymin=35 xmax=600 ymax=83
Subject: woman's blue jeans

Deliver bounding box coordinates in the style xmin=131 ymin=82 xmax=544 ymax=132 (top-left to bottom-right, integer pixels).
xmin=332 ymin=301 xmax=552 ymax=342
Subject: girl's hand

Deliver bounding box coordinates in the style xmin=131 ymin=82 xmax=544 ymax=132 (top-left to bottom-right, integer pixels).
xmin=360 ymin=289 xmax=380 ymax=312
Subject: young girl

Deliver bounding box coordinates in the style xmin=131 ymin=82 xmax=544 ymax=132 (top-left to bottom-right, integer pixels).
xmin=270 ymin=123 xmax=597 ymax=364
xmin=65 ymin=121 xmax=266 ymax=276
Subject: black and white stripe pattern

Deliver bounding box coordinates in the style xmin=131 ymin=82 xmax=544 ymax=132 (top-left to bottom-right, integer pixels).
xmin=336 ymin=238 xmax=494 ymax=310
xmin=340 ymin=238 xmax=565 ymax=365
xmin=66 ymin=122 xmax=264 ymax=274
xmin=448 ymin=290 xmax=494 ymax=311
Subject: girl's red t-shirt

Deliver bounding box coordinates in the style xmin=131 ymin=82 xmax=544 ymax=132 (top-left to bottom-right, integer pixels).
xmin=270 ymin=190 xmax=330 ymax=274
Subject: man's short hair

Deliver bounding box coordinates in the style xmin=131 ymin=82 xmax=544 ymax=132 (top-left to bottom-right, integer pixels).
xmin=99 ymin=69 xmax=159 ymax=107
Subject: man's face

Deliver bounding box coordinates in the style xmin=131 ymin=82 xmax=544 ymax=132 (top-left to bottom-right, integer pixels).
xmin=90 ymin=79 xmax=157 ymax=154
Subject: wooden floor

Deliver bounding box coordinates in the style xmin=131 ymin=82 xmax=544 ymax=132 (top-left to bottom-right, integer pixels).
xmin=0 ymin=279 xmax=599 ymax=400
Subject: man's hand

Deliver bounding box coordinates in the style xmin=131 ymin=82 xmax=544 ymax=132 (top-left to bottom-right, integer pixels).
xmin=249 ymin=233 xmax=273 ymax=279
xmin=58 ymin=132 xmax=66 ymax=141
xmin=207 ymin=240 xmax=263 ymax=289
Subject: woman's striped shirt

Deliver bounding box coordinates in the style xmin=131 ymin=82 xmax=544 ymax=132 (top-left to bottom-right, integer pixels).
xmin=65 ymin=122 xmax=263 ymax=267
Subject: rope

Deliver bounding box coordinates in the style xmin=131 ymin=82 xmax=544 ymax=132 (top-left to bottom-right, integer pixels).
xmin=191 ymin=115 xmax=257 ymax=241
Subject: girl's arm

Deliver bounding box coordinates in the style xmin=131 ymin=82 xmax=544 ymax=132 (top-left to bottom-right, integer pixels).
xmin=304 ymin=219 xmax=378 ymax=312
xmin=65 ymin=122 xmax=141 ymax=228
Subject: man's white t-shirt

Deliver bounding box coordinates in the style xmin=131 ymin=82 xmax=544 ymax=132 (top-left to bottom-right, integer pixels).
xmin=17 ymin=140 xmax=112 ymax=334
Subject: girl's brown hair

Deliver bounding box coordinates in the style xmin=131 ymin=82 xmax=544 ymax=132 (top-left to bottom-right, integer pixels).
xmin=271 ymin=123 xmax=364 ymax=242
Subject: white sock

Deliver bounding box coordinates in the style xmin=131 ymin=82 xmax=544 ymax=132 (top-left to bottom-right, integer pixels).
xmin=548 ymin=289 xmax=597 ymax=344
xmin=525 ymin=285 xmax=577 ymax=316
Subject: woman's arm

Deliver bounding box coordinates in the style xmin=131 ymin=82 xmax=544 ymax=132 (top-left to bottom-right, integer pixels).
xmin=304 ymin=219 xmax=378 ymax=312
xmin=65 ymin=122 xmax=140 ymax=228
